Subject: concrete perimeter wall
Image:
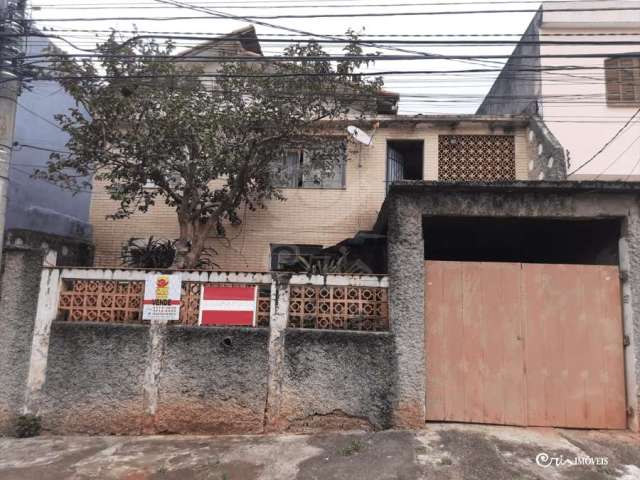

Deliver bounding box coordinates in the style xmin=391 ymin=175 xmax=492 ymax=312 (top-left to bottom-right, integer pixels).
xmin=41 ymin=323 xmax=148 ymax=434
xmin=36 ymin=324 xmax=270 ymax=435
xmin=280 ymin=329 xmax=395 ymax=432
xmin=155 ymin=326 xmax=269 ymax=434
xmin=0 ymin=248 xmax=43 ymax=435
xmin=33 ymin=323 xmax=393 ymax=435
xmin=0 ymin=252 xmax=395 ymax=436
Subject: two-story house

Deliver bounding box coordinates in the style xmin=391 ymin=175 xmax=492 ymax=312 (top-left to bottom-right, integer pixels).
xmin=89 ymin=26 xmax=566 ymax=272
xmin=477 ymin=0 xmax=640 ymax=180
xmin=89 ymin=24 xmax=565 ymax=271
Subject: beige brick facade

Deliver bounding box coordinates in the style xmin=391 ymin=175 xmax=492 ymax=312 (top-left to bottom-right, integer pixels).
xmin=90 ymin=120 xmax=533 ymax=271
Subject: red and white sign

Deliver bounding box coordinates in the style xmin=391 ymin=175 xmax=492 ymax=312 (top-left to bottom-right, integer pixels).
xmin=198 ymin=285 xmax=257 ymax=326
xmin=142 ymin=274 xmax=182 ymax=321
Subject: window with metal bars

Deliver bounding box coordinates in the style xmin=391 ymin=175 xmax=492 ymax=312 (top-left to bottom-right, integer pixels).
xmin=271 ymin=142 xmax=346 ymax=189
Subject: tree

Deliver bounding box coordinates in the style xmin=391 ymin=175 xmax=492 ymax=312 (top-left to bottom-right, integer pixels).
xmin=37 ymin=31 xmax=383 ymax=268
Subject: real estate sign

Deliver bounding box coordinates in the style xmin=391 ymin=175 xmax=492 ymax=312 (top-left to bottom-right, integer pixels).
xmin=142 ymin=274 xmax=182 ymax=321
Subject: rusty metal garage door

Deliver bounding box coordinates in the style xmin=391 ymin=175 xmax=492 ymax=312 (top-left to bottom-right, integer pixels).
xmin=425 ymin=261 xmax=627 ymax=429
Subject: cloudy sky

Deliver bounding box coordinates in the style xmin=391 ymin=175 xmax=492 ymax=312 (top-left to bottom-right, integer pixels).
xmin=27 ymin=0 xmax=541 ymax=114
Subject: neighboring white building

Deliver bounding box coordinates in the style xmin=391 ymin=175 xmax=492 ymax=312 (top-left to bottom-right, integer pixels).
xmin=477 ymin=1 xmax=640 ymax=180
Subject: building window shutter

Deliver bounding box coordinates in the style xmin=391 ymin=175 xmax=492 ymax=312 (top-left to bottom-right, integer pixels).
xmin=301 ymin=148 xmax=323 ymax=188
xmin=285 ymin=150 xmax=302 ymax=187
xmin=605 ymin=56 xmax=640 ymax=105
xmin=605 ymin=58 xmax=621 ymax=103
xmin=273 ymin=150 xmax=302 ymax=188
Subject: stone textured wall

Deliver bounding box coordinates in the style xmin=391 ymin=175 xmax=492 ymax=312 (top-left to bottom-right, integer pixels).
xmin=40 ymin=322 xmax=149 ymax=434
xmin=39 ymin=323 xmax=270 ymax=435
xmin=36 ymin=322 xmax=397 ymax=435
xmin=526 ymin=116 xmax=567 ymax=180
xmin=0 ymin=248 xmax=43 ymax=435
xmin=621 ymin=209 xmax=640 ymax=432
xmin=154 ymin=326 xmax=269 ymax=434
xmin=387 ymin=197 xmax=426 ymax=428
xmin=279 ymin=329 xmax=395 ymax=432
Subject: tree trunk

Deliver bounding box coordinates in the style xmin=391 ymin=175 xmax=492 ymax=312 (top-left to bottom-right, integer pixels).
xmin=172 ymin=239 xmax=192 ymax=269
xmin=172 ymin=219 xmax=213 ymax=270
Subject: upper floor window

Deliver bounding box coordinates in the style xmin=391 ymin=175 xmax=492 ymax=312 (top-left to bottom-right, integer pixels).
xmin=386 ymin=140 xmax=424 ymax=188
xmin=438 ymin=135 xmax=515 ymax=182
xmin=270 ymin=243 xmax=323 ymax=271
xmin=272 ymin=141 xmax=346 ymax=189
xmin=605 ymin=56 xmax=640 ymax=105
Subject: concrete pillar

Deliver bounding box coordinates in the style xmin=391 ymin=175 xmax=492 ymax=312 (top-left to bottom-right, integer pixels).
xmin=620 ymin=210 xmax=640 ymax=432
xmin=0 ymin=248 xmax=44 ymax=434
xmin=264 ymin=272 xmax=291 ymax=431
xmin=23 ymin=261 xmax=61 ymax=415
xmin=142 ymin=320 xmax=167 ymax=434
xmin=387 ymin=197 xmax=426 ymax=428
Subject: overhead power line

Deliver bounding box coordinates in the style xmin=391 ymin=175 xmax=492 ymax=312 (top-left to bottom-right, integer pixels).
xmin=8 ymin=61 xmax=640 ymax=87
xmin=19 ymin=51 xmax=640 ymax=62
xmin=0 ymin=67 xmax=606 ymax=85
xmin=569 ymin=107 xmax=640 ymax=177
xmin=29 ymin=0 xmax=626 ymax=8
xmin=27 ymin=6 xmax=640 ymax=21
xmin=14 ymin=32 xmax=640 ymax=47
xmin=30 ymin=0 xmax=623 ymax=4
xmin=148 ymin=0 xmax=510 ymax=72
xmin=594 ymin=133 xmax=640 ymax=180
xmin=22 ymin=1 xmax=573 ymax=9
xmin=37 ymin=28 xmax=640 ymax=37
xmin=27 ymin=0 xmax=638 ymax=9
xmin=16 ymin=142 xmax=70 ymax=154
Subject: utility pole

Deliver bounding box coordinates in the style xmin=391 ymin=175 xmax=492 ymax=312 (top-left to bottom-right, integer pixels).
xmin=0 ymin=0 xmax=24 ymax=258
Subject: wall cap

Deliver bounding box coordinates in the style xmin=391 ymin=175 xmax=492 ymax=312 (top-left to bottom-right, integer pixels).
xmin=50 ymin=267 xmax=389 ymax=288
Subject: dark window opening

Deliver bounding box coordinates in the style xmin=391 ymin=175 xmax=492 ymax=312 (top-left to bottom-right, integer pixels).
xmin=270 ymin=244 xmax=323 ymax=271
xmin=423 ymin=217 xmax=621 ymax=265
xmin=387 ymin=140 xmax=424 ymax=186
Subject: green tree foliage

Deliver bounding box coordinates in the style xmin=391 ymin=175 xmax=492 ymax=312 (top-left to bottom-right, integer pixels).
xmin=37 ymin=31 xmax=383 ymax=268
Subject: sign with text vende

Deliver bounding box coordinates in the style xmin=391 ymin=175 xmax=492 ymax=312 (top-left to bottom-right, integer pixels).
xmin=142 ymin=274 xmax=182 ymax=321
xmin=199 ymin=285 xmax=257 ymax=326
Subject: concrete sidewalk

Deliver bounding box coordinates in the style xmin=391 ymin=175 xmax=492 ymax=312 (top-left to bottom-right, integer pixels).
xmin=0 ymin=424 xmax=638 ymax=480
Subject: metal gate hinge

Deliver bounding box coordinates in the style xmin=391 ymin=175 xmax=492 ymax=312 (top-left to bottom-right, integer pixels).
xmin=623 ymin=335 xmax=631 ymax=347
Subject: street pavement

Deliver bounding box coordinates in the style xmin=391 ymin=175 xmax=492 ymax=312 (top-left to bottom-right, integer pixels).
xmin=0 ymin=423 xmax=639 ymax=479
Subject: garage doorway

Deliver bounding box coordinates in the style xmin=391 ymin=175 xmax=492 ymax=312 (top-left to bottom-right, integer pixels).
xmin=425 ymin=260 xmax=626 ymax=429
xmin=423 ymin=217 xmax=627 ymax=429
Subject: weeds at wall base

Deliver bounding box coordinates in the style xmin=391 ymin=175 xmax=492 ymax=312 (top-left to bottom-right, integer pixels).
xmin=15 ymin=414 xmax=41 ymax=438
